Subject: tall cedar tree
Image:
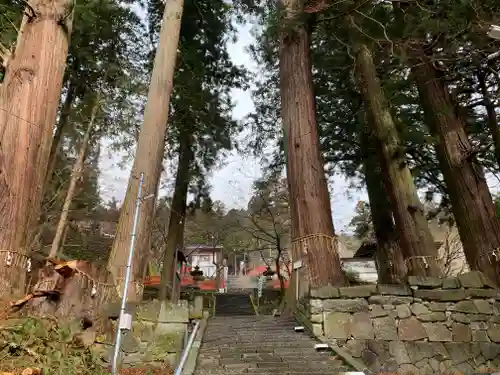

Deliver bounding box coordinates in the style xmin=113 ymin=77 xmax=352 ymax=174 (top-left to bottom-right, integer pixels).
xmin=49 ymin=98 xmax=99 ymax=258
xmin=279 ymin=0 xmax=345 ymax=288
xmin=107 ymin=0 xmax=184 ymax=301
xmin=349 ymin=25 xmax=441 ymax=276
xmin=159 ymin=133 xmax=193 ymax=300
xmin=394 ymin=2 xmax=500 ymax=285
xmin=148 ymin=0 xmax=245 ymax=299
xmin=0 ymin=0 xmax=74 ymax=295
xmin=361 ymin=128 xmax=406 ymax=283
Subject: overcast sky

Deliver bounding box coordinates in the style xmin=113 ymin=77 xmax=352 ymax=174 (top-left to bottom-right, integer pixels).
xmin=97 ymin=17 xmax=374 ymax=233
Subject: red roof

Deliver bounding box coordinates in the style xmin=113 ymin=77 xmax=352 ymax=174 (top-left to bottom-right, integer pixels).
xmin=246 ymin=265 xmax=270 ymax=277
xmin=144 ymin=265 xmax=225 ymax=291
xmin=143 ymin=263 xmax=293 ymax=291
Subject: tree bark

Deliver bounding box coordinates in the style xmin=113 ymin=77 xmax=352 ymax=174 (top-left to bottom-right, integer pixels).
xmin=279 ymin=0 xmax=345 ymax=288
xmin=353 ymin=41 xmax=441 ymax=276
xmin=275 ymin=239 xmax=285 ymax=303
xmin=49 ymin=98 xmax=99 ymax=259
xmin=158 ymin=133 xmax=193 ymax=301
xmin=412 ymin=49 xmax=500 ymax=286
xmin=477 ymin=69 xmax=500 ymax=170
xmin=0 ymin=0 xmax=74 ymax=296
xmin=107 ymin=0 xmax=184 ymax=302
xmin=361 ymin=130 xmax=406 ymax=284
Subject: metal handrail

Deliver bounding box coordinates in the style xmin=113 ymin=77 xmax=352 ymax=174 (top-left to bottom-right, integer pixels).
xmin=174 ymin=319 xmax=201 ymax=375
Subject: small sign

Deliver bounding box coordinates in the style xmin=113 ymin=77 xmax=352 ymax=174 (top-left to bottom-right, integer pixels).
xmin=119 ymin=312 xmax=132 ymax=331
xmin=293 ymin=260 xmax=303 ymax=270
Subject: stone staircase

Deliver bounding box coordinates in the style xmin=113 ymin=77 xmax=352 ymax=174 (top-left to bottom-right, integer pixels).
xmin=214 ymin=291 xmax=255 ymax=316
xmin=227 ymin=274 xmax=257 ymax=290
xmin=192 ymin=292 xmax=352 ymax=374
xmin=193 ymin=315 xmax=352 ymax=375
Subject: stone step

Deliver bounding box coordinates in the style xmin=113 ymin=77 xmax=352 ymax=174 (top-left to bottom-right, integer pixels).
xmin=246 ymin=371 xmax=349 ymax=375
xmin=193 ymin=315 xmax=352 ymax=375
xmin=215 ymin=311 xmax=256 ymax=316
xmin=207 ymin=319 xmax=294 ymax=324
xmin=199 ymin=350 xmax=334 ymax=358
xmin=214 ymin=308 xmax=255 ymax=311
xmin=199 ymin=358 xmax=344 ymax=368
xmin=200 ymin=342 xmax=323 ymax=350
xmin=202 ymin=334 xmax=314 ymax=341
xmin=205 ymin=327 xmax=300 ymax=333
xmin=196 ymin=371 xmax=346 ymax=375
xmin=215 ymin=307 xmax=255 ymax=310
xmin=204 ymin=326 xmax=298 ymax=331
xmin=215 ymin=294 xmax=256 ymax=316
xmin=199 ymin=352 xmax=335 ymax=361
xmin=202 ymin=326 xmax=308 ymax=333
xmin=206 ymin=323 xmax=297 ymax=330
xmin=201 ymin=339 xmax=316 ymax=347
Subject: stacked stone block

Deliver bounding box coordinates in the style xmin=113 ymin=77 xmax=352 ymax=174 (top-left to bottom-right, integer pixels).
xmin=97 ymin=300 xmax=192 ymax=368
xmin=297 ymin=271 xmax=500 ymax=374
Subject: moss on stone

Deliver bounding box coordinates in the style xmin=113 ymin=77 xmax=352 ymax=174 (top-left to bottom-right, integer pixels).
xmin=132 ymin=320 xmax=155 ymax=342
xmin=148 ymin=331 xmax=184 ymax=359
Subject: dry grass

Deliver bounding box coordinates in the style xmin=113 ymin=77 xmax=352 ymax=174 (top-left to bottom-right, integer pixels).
xmin=0 ymin=316 xmax=108 ymax=375
xmin=0 ymin=313 xmax=173 ymax=375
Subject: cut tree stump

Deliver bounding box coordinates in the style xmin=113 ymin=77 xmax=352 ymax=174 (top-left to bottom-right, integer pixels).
xmin=11 ymin=259 xmax=118 ymax=329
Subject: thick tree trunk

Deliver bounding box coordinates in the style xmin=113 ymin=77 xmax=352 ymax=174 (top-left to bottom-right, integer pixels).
xmin=275 ymin=244 xmax=285 ymax=303
xmin=362 ymin=130 xmax=406 ymax=284
xmin=158 ymin=134 xmax=193 ymax=301
xmin=44 ymin=81 xmax=76 ymax=190
xmin=107 ymin=0 xmax=184 ymax=302
xmin=0 ymin=0 xmax=74 ymax=297
xmin=279 ymin=0 xmax=345 ymax=288
xmin=49 ymin=98 xmax=99 ymax=259
xmin=412 ymin=50 xmax=500 ymax=286
xmin=353 ymin=42 xmax=441 ymax=276
xmin=477 ymin=69 xmax=500 ymax=170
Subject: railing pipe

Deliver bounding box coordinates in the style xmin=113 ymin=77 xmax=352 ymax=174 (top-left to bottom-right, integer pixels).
xmin=174 ymin=319 xmax=201 ymax=375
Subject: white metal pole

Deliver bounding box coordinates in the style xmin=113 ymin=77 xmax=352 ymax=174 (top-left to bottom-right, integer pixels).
xmin=111 ymin=172 xmax=145 ymax=375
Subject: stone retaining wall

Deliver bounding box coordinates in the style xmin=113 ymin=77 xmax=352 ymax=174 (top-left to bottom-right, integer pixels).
xmin=96 ymin=298 xmax=202 ymax=368
xmin=297 ymin=271 xmax=500 ymax=374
